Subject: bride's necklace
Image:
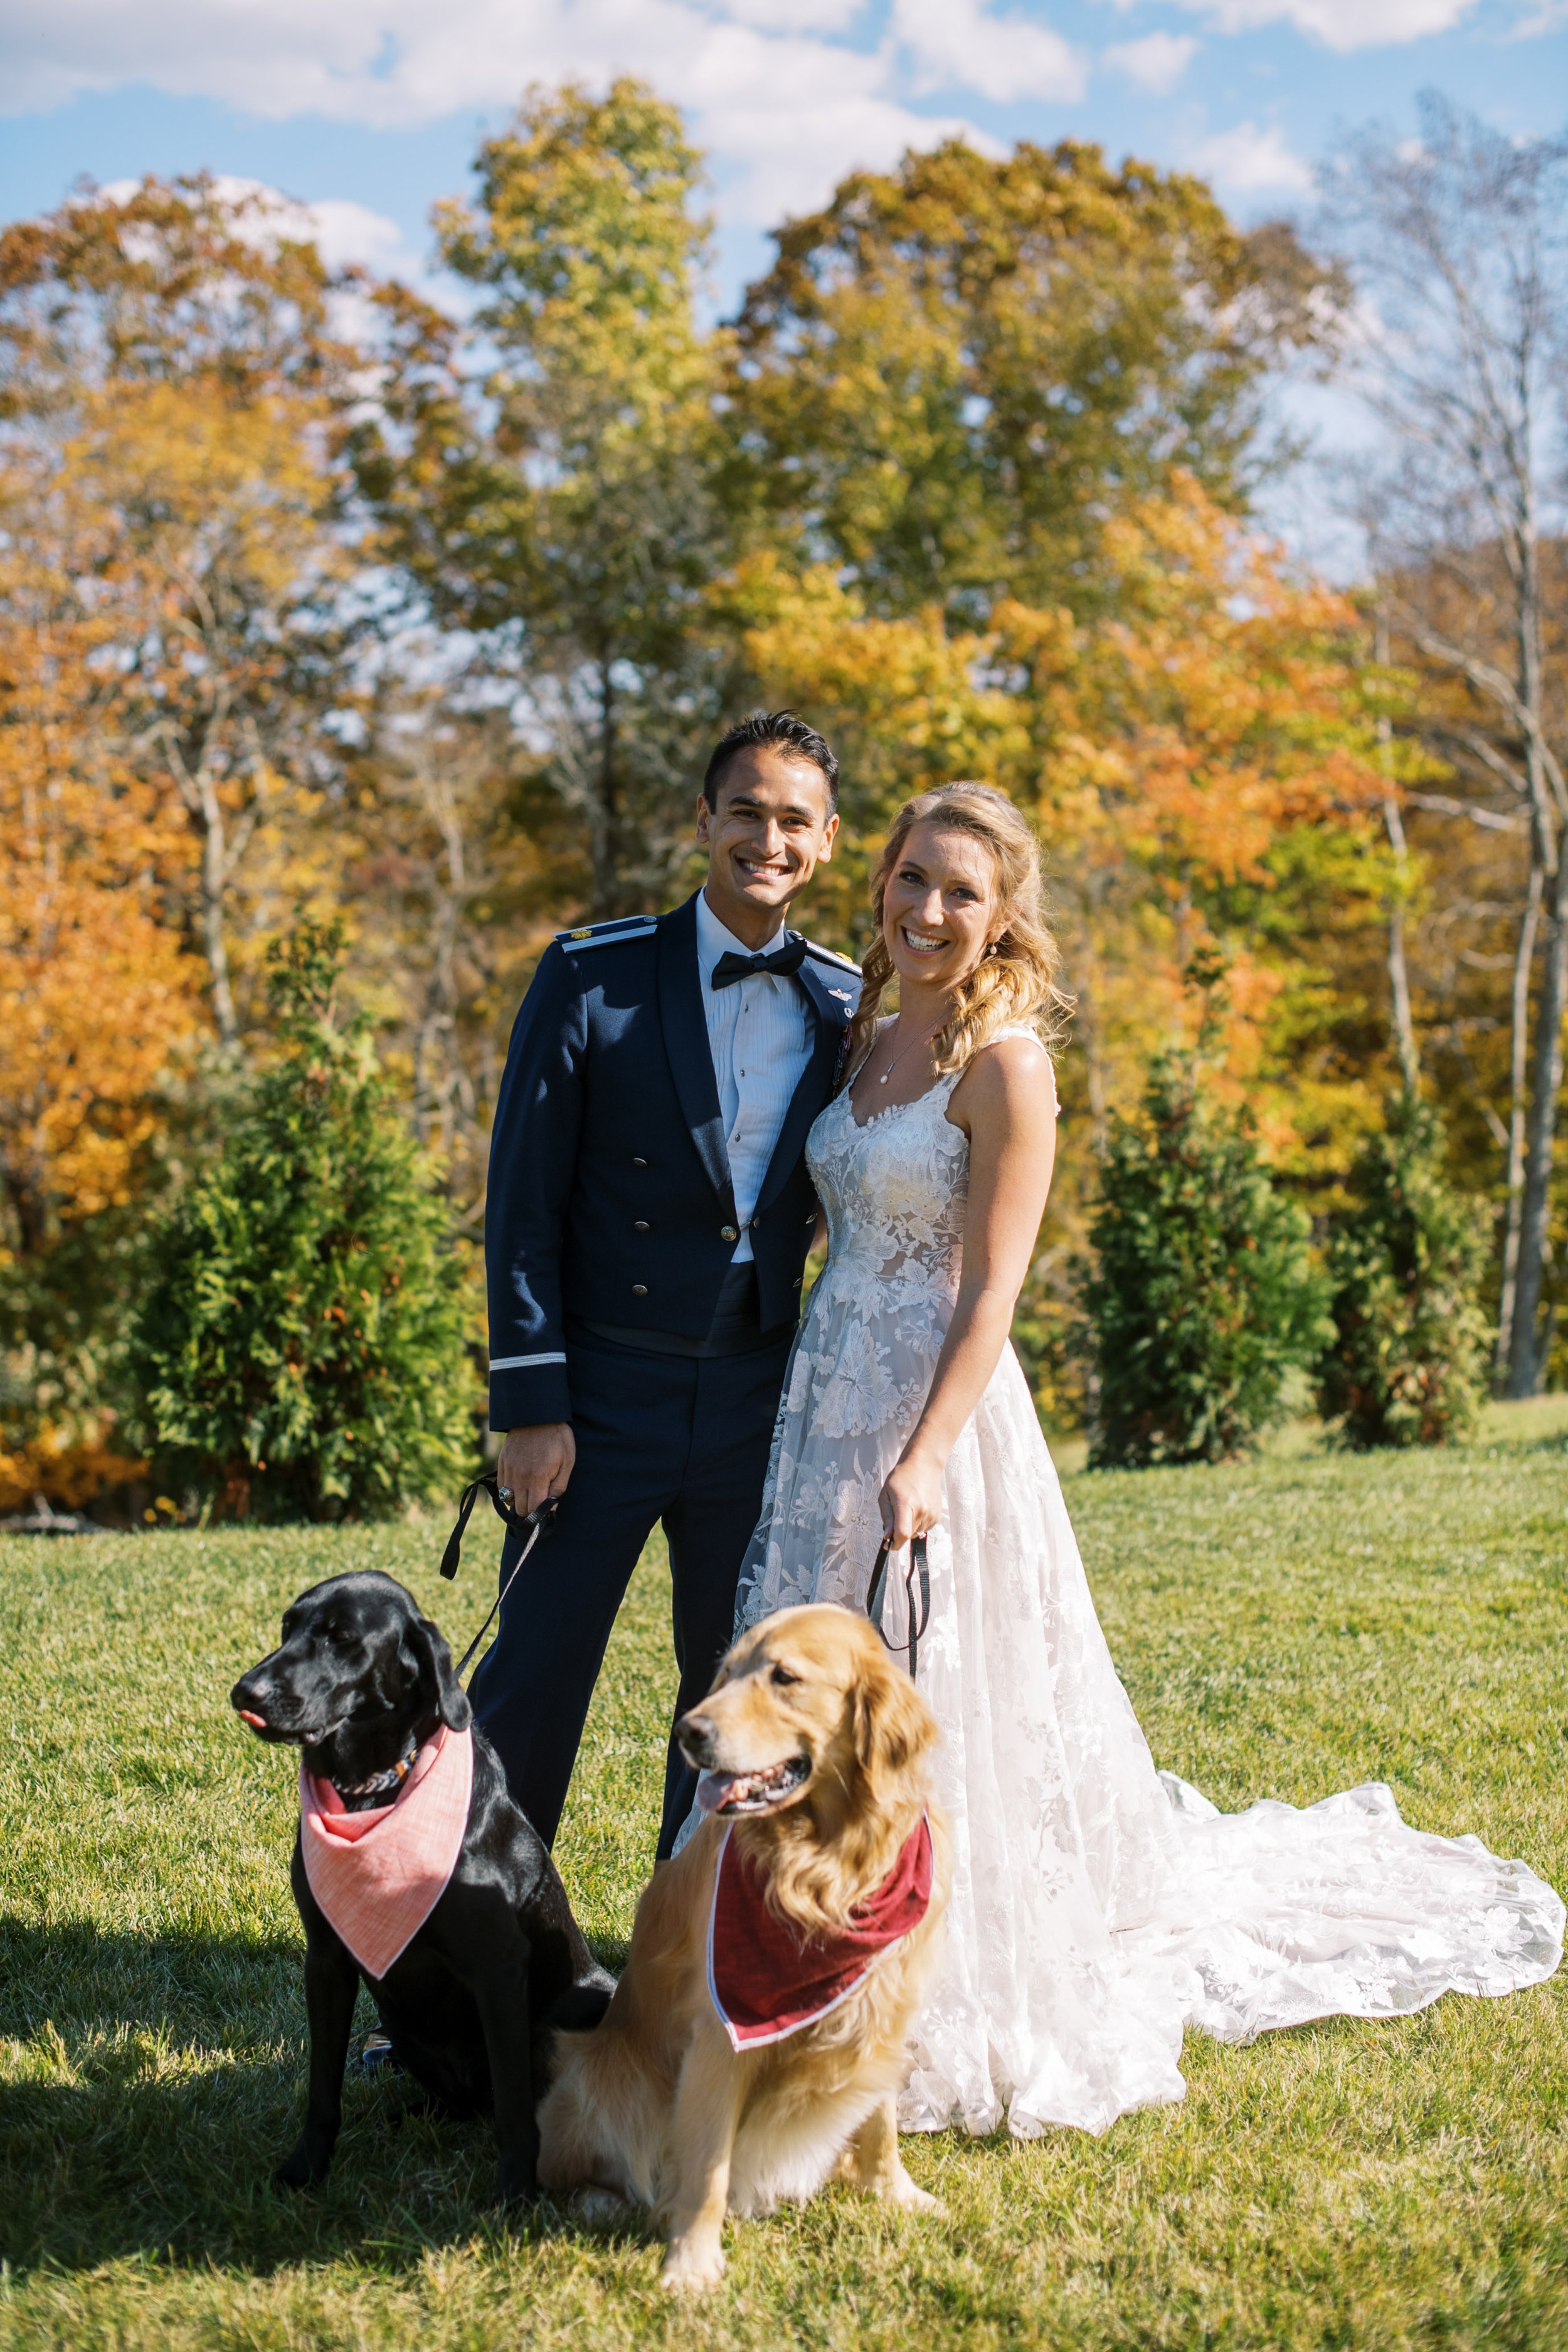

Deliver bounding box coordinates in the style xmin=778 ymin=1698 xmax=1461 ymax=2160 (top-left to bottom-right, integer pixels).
xmin=875 ymin=1014 xmax=945 ymax=1087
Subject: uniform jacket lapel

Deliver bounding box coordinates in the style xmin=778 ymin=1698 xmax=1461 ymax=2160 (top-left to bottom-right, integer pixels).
xmin=755 ymin=951 xmax=850 ymax=1221
xmin=657 ymin=894 xmax=737 ymax=1213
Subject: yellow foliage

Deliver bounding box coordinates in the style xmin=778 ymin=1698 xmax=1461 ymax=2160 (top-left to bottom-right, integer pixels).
xmin=730 ymin=474 xmax=1393 ymax=1426
xmin=731 ymin=477 xmax=1388 ymax=1169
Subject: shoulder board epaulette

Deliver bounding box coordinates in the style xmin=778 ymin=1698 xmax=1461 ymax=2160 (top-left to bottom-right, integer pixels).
xmin=803 ymin=938 xmax=861 ymax=976
xmin=555 ymin=915 xmax=659 ymax=954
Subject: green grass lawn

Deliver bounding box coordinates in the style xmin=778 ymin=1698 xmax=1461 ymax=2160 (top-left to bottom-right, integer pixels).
xmin=2 ymin=1403 xmax=1566 ymax=2349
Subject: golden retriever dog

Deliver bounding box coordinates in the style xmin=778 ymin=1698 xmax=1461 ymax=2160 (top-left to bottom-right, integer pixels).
xmin=538 ymin=1603 xmax=950 ymax=2291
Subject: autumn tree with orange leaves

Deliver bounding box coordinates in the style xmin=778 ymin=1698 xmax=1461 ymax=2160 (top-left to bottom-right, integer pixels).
xmin=0 ymin=177 xmax=369 ymax=1507
xmin=0 ymin=502 xmax=203 ymax=1507
xmin=1 ymin=176 xmax=361 ymax=1044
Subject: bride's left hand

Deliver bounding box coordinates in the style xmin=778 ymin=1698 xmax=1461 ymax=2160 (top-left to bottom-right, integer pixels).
xmin=880 ymin=1447 xmax=944 ymax=1551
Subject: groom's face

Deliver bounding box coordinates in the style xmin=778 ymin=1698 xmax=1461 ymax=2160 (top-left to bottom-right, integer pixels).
xmin=696 ymin=748 xmax=839 ymax=940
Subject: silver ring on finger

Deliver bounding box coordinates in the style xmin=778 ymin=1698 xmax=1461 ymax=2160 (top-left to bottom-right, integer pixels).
xmin=497 ymin=1485 xmax=514 ymax=1504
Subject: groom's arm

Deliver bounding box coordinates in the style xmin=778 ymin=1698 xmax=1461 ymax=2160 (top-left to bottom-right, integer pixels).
xmin=485 ymin=941 xmax=588 ymax=1445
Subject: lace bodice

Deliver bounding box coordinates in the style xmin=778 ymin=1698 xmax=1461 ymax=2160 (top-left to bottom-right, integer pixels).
xmin=805 ymin=1025 xmax=1057 ymax=1323
xmin=805 ymin=1071 xmax=969 ymax=1323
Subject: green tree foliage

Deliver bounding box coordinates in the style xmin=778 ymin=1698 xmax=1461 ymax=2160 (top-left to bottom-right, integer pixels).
xmin=129 ymin=928 xmax=478 ymax=1520
xmin=354 ymin=79 xmax=729 ymax=914
xmin=1317 ymin=1094 xmax=1492 ymax=1448
xmin=726 ymin=140 xmax=1338 ymax=625
xmin=1082 ymin=992 xmax=1330 ymax=1466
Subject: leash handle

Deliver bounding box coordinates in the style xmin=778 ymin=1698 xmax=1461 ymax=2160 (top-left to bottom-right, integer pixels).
xmin=866 ymin=1532 xmax=930 ymax=1682
xmin=440 ymin=1471 xmax=550 ymax=1579
xmin=441 ymin=1473 xmax=559 ymax=1683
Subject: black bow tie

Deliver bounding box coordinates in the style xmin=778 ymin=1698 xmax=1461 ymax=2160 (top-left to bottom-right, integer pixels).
xmin=711 ymin=936 xmax=807 ymax=990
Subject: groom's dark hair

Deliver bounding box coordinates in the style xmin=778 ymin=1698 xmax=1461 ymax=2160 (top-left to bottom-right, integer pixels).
xmin=702 ymin=710 xmax=839 ymax=811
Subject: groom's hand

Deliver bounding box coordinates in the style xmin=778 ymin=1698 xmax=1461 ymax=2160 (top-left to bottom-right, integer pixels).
xmin=497 ymin=1422 xmax=576 ymax=1518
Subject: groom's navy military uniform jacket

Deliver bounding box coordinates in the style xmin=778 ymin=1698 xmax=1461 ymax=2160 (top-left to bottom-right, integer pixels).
xmin=475 ymin=889 xmax=859 ymax=1857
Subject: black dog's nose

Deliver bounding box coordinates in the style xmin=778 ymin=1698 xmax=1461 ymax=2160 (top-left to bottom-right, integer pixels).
xmin=677 ymin=1711 xmax=718 ymax=1767
xmin=231 ymin=1673 xmax=271 ymax=1728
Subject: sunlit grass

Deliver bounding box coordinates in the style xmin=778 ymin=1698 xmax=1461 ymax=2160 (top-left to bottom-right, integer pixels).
xmin=1 ymin=1402 xmax=1564 ymax=2348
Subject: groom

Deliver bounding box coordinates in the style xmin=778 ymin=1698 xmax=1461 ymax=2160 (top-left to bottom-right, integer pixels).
xmin=474 ymin=710 xmax=860 ymax=1860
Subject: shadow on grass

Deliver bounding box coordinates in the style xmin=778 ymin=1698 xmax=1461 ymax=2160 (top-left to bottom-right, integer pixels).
xmin=0 ymin=1915 xmax=638 ymax=2278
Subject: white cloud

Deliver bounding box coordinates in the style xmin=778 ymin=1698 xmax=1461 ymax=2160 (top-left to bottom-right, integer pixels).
xmin=103 ymin=172 xmax=420 ymax=274
xmin=1508 ymin=0 xmax=1568 ymax=31
xmin=719 ymin=0 xmax=866 ymax=24
xmin=1101 ymin=0 xmax=1475 ymax=45
xmin=0 ymin=0 xmax=1027 ymax=228
xmin=1186 ymin=120 xmax=1314 ymax=192
xmin=1170 ymin=0 xmax=1475 ymax=52
xmin=890 ymin=0 xmax=1089 ymax=103
xmin=1101 ymin=33 xmax=1200 ymax=92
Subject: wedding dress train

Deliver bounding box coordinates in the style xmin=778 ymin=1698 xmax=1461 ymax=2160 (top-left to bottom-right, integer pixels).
xmin=728 ymin=1049 xmax=1564 ymax=2137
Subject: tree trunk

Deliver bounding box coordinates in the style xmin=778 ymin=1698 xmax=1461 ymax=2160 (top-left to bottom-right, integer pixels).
xmin=591 ymin=657 xmax=620 ymax=917
xmin=196 ymin=766 xmax=240 ymax=1049
xmin=1375 ymin=618 xmax=1419 ymax=1093
xmin=1495 ymin=859 xmax=1542 ymax=1380
xmin=1506 ymin=844 xmax=1568 ymax=1395
xmin=411 ymin=763 xmax=465 ymax=1153
xmin=1384 ymin=853 xmax=1418 ymax=1095
xmin=165 ymin=729 xmax=240 ymax=1047
xmin=1502 ymin=479 xmax=1558 ymax=1395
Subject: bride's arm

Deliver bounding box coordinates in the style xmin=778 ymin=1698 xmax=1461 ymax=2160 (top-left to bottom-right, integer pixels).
xmin=879 ymin=1037 xmax=1057 ymax=1549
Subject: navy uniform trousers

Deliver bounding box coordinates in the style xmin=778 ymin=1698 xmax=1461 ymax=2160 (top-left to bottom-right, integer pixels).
xmin=469 ymin=1322 xmax=793 ymax=1861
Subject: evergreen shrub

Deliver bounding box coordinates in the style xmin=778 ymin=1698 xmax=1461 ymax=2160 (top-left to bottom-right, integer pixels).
xmin=130 ymin=927 xmax=479 ymax=1519
xmin=1081 ymin=1045 xmax=1329 ymax=1468
xmin=1317 ymin=1093 xmax=1491 ymax=1449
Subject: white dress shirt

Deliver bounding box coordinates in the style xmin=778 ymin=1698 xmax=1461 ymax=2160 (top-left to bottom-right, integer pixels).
xmin=694 ymin=889 xmax=814 ymax=1265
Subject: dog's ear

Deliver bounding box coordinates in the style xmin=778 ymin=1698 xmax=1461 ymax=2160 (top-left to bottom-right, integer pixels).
xmin=405 ymin=1613 xmax=472 ymax=1733
xmin=852 ymin=1648 xmax=933 ymax=1786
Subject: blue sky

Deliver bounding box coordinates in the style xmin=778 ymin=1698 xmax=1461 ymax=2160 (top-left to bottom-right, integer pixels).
xmin=2 ymin=0 xmax=1563 ymax=311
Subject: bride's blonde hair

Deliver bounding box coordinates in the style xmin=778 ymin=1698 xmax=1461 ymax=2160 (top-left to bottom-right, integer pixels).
xmin=845 ymin=783 xmax=1069 ymax=1081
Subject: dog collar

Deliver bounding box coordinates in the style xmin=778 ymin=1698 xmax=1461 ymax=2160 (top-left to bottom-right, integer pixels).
xmin=331 ymin=1732 xmax=421 ymax=1809
xmin=707 ymin=1813 xmax=933 ymax=2050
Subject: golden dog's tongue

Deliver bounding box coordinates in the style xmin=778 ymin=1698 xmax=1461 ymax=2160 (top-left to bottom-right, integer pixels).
xmin=696 ymin=1758 xmax=807 ymax=1815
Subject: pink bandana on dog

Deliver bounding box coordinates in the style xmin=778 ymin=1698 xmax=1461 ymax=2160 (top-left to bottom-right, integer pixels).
xmin=299 ymin=1725 xmax=473 ymax=1979
xmin=706 ymin=1814 xmax=933 ymax=2050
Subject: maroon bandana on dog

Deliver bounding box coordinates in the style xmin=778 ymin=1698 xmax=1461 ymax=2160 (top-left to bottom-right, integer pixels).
xmin=706 ymin=1814 xmax=933 ymax=2050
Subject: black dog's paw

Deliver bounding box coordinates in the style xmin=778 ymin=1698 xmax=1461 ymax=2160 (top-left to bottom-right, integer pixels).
xmin=272 ymin=2135 xmax=333 ymax=2191
xmin=495 ymin=2149 xmax=540 ymax=2208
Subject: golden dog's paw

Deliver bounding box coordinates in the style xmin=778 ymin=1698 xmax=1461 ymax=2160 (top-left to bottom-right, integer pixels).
xmin=884 ymin=2169 xmax=942 ymax=2214
xmin=660 ymin=2235 xmax=728 ymax=2293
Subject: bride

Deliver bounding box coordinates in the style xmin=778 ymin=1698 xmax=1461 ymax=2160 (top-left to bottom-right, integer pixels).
xmin=719 ymin=780 xmax=1563 ymax=2139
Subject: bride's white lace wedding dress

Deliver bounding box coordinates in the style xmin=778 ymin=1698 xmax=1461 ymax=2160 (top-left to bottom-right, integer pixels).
xmin=729 ymin=1039 xmax=1564 ymax=2138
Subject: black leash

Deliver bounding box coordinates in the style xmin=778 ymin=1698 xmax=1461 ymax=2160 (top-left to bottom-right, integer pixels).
xmin=440 ymin=1473 xmax=559 ymax=1682
xmin=866 ymin=1531 xmax=931 ymax=1682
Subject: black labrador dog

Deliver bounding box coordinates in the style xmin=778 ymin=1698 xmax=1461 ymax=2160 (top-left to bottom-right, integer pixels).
xmin=231 ymin=1569 xmax=613 ymax=2204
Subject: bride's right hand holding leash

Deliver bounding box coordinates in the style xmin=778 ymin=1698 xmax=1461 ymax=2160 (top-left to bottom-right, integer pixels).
xmin=880 ymin=1033 xmax=1057 ymax=1557
xmin=880 ymin=1449 xmax=944 ymax=1550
